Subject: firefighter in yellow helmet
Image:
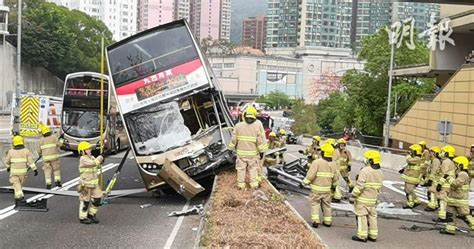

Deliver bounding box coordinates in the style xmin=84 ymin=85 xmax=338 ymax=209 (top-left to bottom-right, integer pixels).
xmin=228 ymin=106 xmax=268 ymax=189
xmin=268 ymin=132 xmax=280 ymax=149
xmin=278 ymin=129 xmax=287 ymax=147
xmin=425 ymin=146 xmax=443 ymax=212
xmin=77 ymin=141 xmax=104 ymax=224
xmin=468 ymin=145 xmax=474 ymax=182
xmin=419 ymin=141 xmax=430 ymax=185
xmin=351 ymin=150 xmax=383 ymax=242
xmin=399 ymin=144 xmax=423 ymax=209
xmin=433 ymin=145 xmax=457 ymax=222
xmin=299 ymin=136 xmax=321 ymax=164
xmin=301 ymin=143 xmax=338 ymax=228
xmin=37 ymin=123 xmax=64 ymax=189
xmin=326 ymin=138 xmax=336 ymax=148
xmin=4 ymin=136 xmax=37 ymax=208
xmin=334 ymin=138 xmax=354 ymax=194
xmin=439 ymin=156 xmax=474 ymax=235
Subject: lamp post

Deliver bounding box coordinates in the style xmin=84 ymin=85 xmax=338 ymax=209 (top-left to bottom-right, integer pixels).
xmin=383 ymin=30 xmax=396 ymax=147
xmin=12 ymin=0 xmax=21 ymax=134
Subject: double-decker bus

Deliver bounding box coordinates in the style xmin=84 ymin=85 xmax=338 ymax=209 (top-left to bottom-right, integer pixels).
xmin=60 ymin=72 xmax=129 ymax=155
xmin=106 ymin=20 xmax=235 ymax=199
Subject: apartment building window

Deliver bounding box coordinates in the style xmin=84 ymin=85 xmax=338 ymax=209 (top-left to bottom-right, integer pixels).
xmin=223 ymin=63 xmax=234 ymax=68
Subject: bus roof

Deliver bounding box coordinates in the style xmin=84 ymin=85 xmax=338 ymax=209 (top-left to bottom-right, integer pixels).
xmin=65 ymin=72 xmax=110 ymax=80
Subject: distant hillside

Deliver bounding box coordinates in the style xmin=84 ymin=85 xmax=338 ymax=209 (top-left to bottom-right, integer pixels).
xmin=230 ymin=0 xmax=267 ymax=44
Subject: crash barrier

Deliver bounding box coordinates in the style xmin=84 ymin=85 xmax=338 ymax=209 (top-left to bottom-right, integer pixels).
xmin=345 ymin=145 xmax=407 ymax=171
xmin=197 ymin=171 xmax=326 ymax=248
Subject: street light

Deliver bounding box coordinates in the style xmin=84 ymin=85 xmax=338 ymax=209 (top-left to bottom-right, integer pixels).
xmin=384 ymin=28 xmax=396 ymax=147
xmin=12 ymin=0 xmax=21 ymax=134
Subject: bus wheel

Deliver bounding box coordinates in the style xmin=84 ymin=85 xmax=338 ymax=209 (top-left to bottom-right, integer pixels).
xmin=116 ymin=139 xmax=121 ymax=153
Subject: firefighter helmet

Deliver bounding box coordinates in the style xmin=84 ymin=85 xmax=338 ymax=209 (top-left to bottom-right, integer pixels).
xmin=78 ymin=141 xmax=92 ymax=154
xmin=338 ymin=138 xmax=346 ymax=144
xmin=244 ymin=107 xmax=257 ymax=119
xmin=279 ymin=129 xmax=286 ymax=135
xmin=409 ymin=144 xmax=422 ymax=156
xmin=321 ymin=143 xmax=334 ymax=158
xmin=453 ymin=156 xmax=469 ymax=170
xmin=312 ymin=136 xmax=321 ymax=142
xmin=269 ymin=132 xmax=276 ymax=137
xmin=364 ymin=150 xmax=381 ymax=165
xmin=429 ymin=146 xmax=441 ymax=155
xmin=12 ymin=136 xmax=24 ymax=147
xmin=39 ymin=123 xmax=51 ymax=135
xmin=441 ymin=145 xmax=456 ymax=158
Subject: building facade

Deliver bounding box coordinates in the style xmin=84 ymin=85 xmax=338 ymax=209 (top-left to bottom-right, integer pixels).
xmin=137 ymin=0 xmax=190 ymax=32
xmin=48 ymin=0 xmax=138 ymax=41
xmin=266 ymin=0 xmax=440 ymax=49
xmin=241 ymin=16 xmax=267 ymax=51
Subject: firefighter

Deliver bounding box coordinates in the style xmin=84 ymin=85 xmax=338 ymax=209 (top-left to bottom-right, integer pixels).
xmin=37 ymin=124 xmax=63 ymax=189
xmin=433 ymin=145 xmax=457 ymax=222
xmin=228 ymin=106 xmax=268 ymax=189
xmin=301 ymin=136 xmax=321 ymax=163
xmin=268 ymin=132 xmax=280 ymax=149
xmin=425 ymin=146 xmax=442 ymax=212
xmin=336 ymin=138 xmax=354 ymax=192
xmin=351 ymin=150 xmax=383 ymax=243
xmin=301 ymin=143 xmax=338 ymax=228
xmin=468 ymin=145 xmax=474 ymax=182
xmin=439 ymin=156 xmax=474 ymax=235
xmin=4 ymin=136 xmax=37 ymax=207
xmin=77 ymin=141 xmax=104 ymax=224
xmin=399 ymin=144 xmax=423 ymax=209
xmin=278 ymin=129 xmax=287 ymax=147
xmin=419 ymin=141 xmax=430 ymax=185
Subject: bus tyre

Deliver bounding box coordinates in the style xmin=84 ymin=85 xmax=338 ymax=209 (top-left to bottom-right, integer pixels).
xmin=116 ymin=139 xmax=121 ymax=153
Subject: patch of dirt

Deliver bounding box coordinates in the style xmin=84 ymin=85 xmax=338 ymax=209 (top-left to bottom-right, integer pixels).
xmin=200 ymin=171 xmax=325 ymax=248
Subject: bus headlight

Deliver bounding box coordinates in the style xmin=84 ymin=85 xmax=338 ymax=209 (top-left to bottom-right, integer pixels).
xmin=140 ymin=163 xmax=162 ymax=173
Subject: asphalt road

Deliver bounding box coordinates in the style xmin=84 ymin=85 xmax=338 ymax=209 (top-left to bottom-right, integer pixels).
xmin=283 ymin=144 xmax=474 ymax=248
xmin=0 ymin=151 xmax=207 ymax=248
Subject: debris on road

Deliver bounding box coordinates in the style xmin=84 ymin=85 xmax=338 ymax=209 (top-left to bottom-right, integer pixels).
xmin=377 ymin=202 xmax=420 ymax=215
xmin=199 ymin=171 xmax=324 ymax=248
xmin=168 ymin=204 xmax=204 ymax=217
xmin=139 ymin=204 xmax=152 ymax=209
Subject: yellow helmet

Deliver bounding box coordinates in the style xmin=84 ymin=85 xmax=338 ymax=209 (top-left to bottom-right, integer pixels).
xmin=409 ymin=144 xmax=422 ymax=155
xmin=320 ymin=143 xmax=334 ymax=158
xmin=364 ymin=150 xmax=381 ymax=164
xmin=419 ymin=141 xmax=427 ymax=146
xmin=312 ymin=136 xmax=321 ymax=142
xmin=441 ymin=145 xmax=455 ymax=158
xmin=78 ymin=141 xmax=92 ymax=153
xmin=429 ymin=146 xmax=441 ymax=155
xmin=279 ymin=129 xmax=286 ymax=135
xmin=12 ymin=136 xmax=24 ymax=147
xmin=269 ymin=132 xmax=276 ymax=137
xmin=39 ymin=123 xmax=51 ymax=135
xmin=326 ymin=138 xmax=335 ymax=146
xmin=453 ymin=156 xmax=469 ymax=170
xmin=338 ymin=138 xmax=346 ymax=144
xmin=244 ymin=107 xmax=257 ymax=119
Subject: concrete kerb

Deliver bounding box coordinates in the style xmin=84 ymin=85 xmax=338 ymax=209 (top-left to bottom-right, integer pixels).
xmin=345 ymin=145 xmax=407 ymax=171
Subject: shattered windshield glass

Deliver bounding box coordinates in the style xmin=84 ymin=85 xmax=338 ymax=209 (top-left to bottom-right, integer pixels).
xmin=62 ymin=110 xmax=100 ymax=138
xmin=125 ymin=101 xmax=191 ymax=155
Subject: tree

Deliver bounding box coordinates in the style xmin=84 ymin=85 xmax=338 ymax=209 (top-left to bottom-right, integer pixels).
xmin=256 ymin=91 xmax=291 ymax=109
xmin=7 ymin=0 xmax=114 ymax=79
xmin=291 ymin=100 xmax=320 ymax=136
xmin=314 ymin=28 xmax=434 ymax=136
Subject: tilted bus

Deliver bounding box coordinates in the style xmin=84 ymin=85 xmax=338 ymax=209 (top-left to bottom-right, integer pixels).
xmin=106 ymin=20 xmax=235 ymax=199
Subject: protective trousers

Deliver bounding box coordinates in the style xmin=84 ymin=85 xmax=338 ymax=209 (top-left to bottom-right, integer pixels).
xmin=9 ymin=175 xmax=26 ymax=199
xmin=436 ymin=189 xmax=448 ymax=219
xmin=309 ymin=192 xmax=332 ymax=225
xmin=332 ymin=171 xmax=342 ymax=201
xmin=445 ymin=206 xmax=474 ymax=234
xmin=404 ymin=182 xmax=421 ymax=207
xmin=355 ymin=204 xmax=378 ymax=240
xmin=79 ymin=186 xmax=102 ymax=219
xmin=340 ymin=169 xmax=354 ymax=189
xmin=256 ymin=158 xmax=266 ymax=183
xmin=427 ymin=182 xmax=439 ymax=209
xmin=236 ymin=157 xmax=259 ymax=189
xmin=43 ymin=159 xmax=61 ymax=185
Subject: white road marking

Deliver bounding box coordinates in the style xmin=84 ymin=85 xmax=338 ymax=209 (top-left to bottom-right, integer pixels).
xmin=286 ymin=153 xmax=299 ymax=160
xmin=164 ymin=200 xmax=191 ymax=249
xmin=0 ymin=152 xmax=73 ymax=172
xmin=383 ymin=180 xmax=429 ymax=203
xmin=0 ymin=163 xmax=119 ymax=220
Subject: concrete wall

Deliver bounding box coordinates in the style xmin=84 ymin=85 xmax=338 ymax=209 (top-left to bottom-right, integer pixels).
xmin=346 ymin=145 xmax=407 ymax=171
xmin=0 ymin=41 xmax=64 ymax=110
xmin=391 ymin=65 xmax=474 ymax=155
xmin=433 ymin=33 xmax=474 ymax=71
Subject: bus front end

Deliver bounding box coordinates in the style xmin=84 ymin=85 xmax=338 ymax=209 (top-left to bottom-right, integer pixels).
xmin=106 ymin=20 xmax=235 ymax=199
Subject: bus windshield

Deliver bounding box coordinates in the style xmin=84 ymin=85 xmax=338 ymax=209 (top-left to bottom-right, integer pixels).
xmin=126 ymin=101 xmax=191 ymax=155
xmin=62 ymin=109 xmax=101 ymax=138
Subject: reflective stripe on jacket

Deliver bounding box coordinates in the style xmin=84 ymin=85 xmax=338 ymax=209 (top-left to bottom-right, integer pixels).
xmin=446 ymin=171 xmax=470 ymax=207
xmin=352 ymin=166 xmax=383 ymax=206
xmin=38 ymin=134 xmax=62 ymax=162
xmin=79 ymin=155 xmax=103 ymax=188
xmin=5 ymin=148 xmax=36 ymax=176
xmin=303 ymin=158 xmax=338 ymax=193
xmin=401 ymin=155 xmax=422 ymax=184
xmin=228 ymin=120 xmax=267 ymax=158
